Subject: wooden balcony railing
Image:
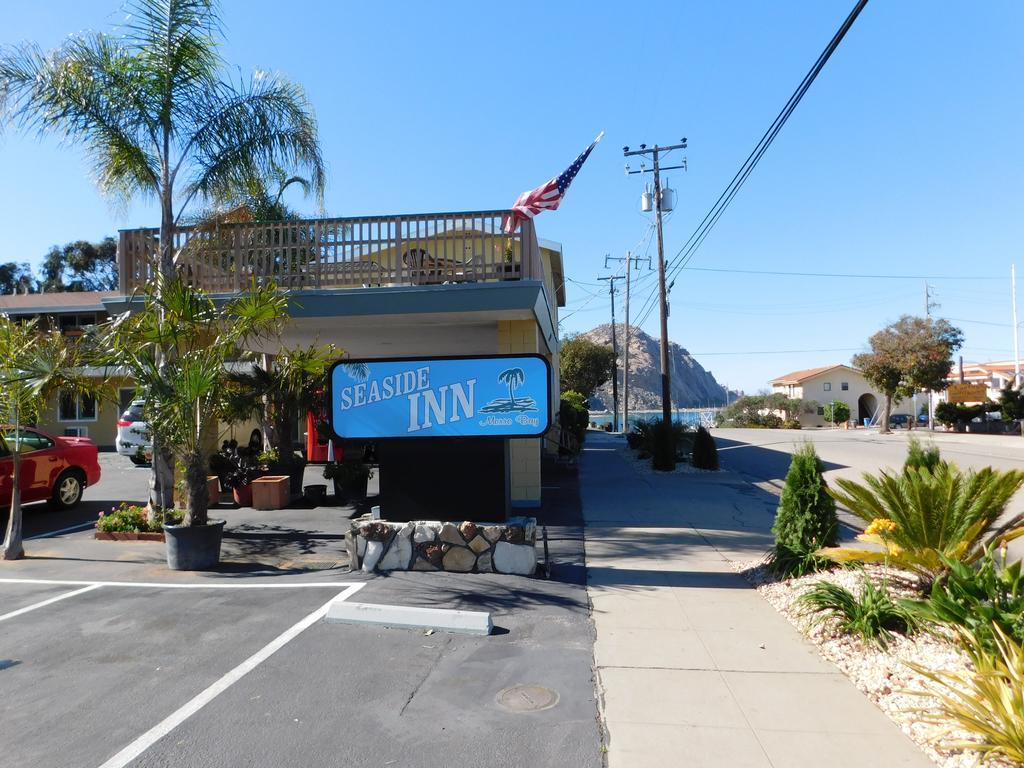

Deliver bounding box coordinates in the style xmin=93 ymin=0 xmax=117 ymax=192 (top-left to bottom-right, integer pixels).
xmin=118 ymin=210 xmax=543 ymax=295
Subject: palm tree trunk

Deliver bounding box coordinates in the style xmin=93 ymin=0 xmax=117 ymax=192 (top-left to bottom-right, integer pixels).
xmin=508 ymin=384 xmax=516 ymax=408
xmin=149 ymin=161 xmax=176 ymax=516
xmin=183 ymin=450 xmax=210 ymax=527
xmin=2 ymin=450 xmax=24 ymax=560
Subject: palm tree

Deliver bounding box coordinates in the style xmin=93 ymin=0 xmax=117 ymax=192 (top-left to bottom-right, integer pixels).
xmin=98 ymin=274 xmax=288 ymax=526
xmin=498 ymin=367 xmax=526 ymax=408
xmin=0 ymin=0 xmax=325 ymax=514
xmin=0 ymin=319 xmax=106 ymax=559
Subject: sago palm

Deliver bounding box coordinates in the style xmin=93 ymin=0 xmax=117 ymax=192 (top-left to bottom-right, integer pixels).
xmin=820 ymin=463 xmax=1024 ymax=582
xmin=0 ymin=0 xmax=325 ymax=512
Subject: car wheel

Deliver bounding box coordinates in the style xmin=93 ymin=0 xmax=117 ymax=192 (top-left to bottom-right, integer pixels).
xmin=52 ymin=470 xmax=84 ymax=510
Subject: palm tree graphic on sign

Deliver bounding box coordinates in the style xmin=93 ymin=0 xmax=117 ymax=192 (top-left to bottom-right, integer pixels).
xmin=481 ymin=367 xmax=537 ymax=413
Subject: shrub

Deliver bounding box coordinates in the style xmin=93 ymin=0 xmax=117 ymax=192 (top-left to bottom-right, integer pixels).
xmin=628 ymin=418 xmax=691 ymax=460
xmin=782 ymin=418 xmax=802 ymax=430
xmin=907 ymin=624 xmax=1024 ymax=764
xmin=689 ymin=426 xmax=718 ymax=470
xmin=559 ymin=390 xmax=589 ymax=451
xmin=823 ymin=400 xmax=850 ymax=426
xmin=767 ymin=444 xmax=838 ymax=577
xmin=651 ymin=418 xmax=676 ymax=471
xmin=798 ymin=574 xmax=919 ymax=648
xmin=905 ymin=546 xmax=1024 ymax=651
xmin=820 ymin=463 xmax=1024 ymax=583
xmin=904 ymin=436 xmax=943 ymax=473
xmin=96 ymin=502 xmax=170 ymax=533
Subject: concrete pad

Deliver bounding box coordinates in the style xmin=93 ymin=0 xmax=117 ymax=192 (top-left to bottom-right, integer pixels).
xmin=605 ymin=723 xmax=771 ymax=768
xmin=588 ymin=590 xmax=692 ymax=630
xmin=722 ymin=671 xmax=902 ymax=734
xmin=598 ymin=667 xmax=747 ymax=728
xmin=594 ymin=627 xmax=714 ymax=670
xmin=674 ymin=587 xmax=792 ymax=631
xmin=756 ymin=728 xmax=931 ymax=767
xmin=699 ymin=628 xmax=837 ymax=674
xmin=324 ymin=599 xmax=492 ymax=636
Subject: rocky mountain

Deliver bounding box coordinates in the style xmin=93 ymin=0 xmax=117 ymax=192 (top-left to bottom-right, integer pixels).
xmin=580 ymin=324 xmax=730 ymax=410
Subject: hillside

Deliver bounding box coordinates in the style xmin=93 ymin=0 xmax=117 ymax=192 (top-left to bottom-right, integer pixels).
xmin=579 ymin=324 xmax=730 ymax=410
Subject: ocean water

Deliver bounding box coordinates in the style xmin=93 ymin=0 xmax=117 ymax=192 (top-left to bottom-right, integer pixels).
xmin=587 ymin=409 xmax=714 ymax=431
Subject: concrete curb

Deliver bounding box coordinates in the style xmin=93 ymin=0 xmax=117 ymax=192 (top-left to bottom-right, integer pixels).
xmin=324 ymin=599 xmax=493 ymax=635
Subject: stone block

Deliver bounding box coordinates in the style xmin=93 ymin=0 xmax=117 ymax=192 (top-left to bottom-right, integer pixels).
xmin=468 ymin=535 xmax=490 ymax=554
xmin=378 ymin=523 xmax=414 ymax=571
xmin=413 ymin=524 xmax=436 ymax=544
xmin=412 ymin=558 xmax=437 ymax=571
xmin=477 ymin=551 xmax=493 ymax=572
xmin=458 ymin=521 xmax=478 ymax=540
xmin=442 ymin=546 xmax=477 ymax=573
xmin=493 ymin=541 xmax=536 ymax=575
xmin=362 ymin=540 xmax=384 ymax=572
xmin=481 ymin=525 xmax=503 ymax=543
xmin=439 ymin=523 xmax=465 ymax=545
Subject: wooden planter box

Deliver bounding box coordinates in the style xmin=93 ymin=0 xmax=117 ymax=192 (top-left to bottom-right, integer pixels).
xmin=95 ymin=530 xmax=165 ymax=542
xmin=208 ymin=476 xmax=221 ymax=507
xmin=251 ymin=475 xmax=290 ymax=510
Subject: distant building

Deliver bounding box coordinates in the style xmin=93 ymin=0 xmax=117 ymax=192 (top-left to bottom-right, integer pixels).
xmin=769 ymin=364 xmax=914 ymax=427
xmin=942 ymin=360 xmax=1022 ymax=403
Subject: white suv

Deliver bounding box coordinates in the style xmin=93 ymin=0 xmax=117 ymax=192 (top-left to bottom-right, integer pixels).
xmin=116 ymin=400 xmax=152 ymax=465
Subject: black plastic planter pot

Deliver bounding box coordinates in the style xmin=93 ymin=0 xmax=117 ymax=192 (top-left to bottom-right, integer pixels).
xmin=163 ymin=520 xmax=226 ymax=570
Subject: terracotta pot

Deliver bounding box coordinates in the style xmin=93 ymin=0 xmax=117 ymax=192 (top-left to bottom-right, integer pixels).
xmin=233 ymin=483 xmax=253 ymax=507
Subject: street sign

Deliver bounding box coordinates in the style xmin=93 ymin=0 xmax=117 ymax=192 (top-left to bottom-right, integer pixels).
xmin=946 ymin=383 xmax=988 ymax=403
xmin=328 ymin=355 xmax=551 ymax=439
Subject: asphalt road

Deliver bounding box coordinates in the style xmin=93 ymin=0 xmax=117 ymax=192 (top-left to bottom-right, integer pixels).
xmin=714 ymin=426 xmax=1024 ymax=558
xmin=0 ymin=456 xmax=600 ymax=768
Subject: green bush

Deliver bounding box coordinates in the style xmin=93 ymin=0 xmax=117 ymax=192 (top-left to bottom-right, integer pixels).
xmin=767 ymin=444 xmax=838 ymax=577
xmin=96 ymin=502 xmax=175 ymax=533
xmin=823 ymin=400 xmax=850 ymax=425
xmin=905 ymin=547 xmax=1024 ymax=652
xmin=798 ymin=574 xmax=919 ymax=648
xmin=935 ymin=400 xmax=993 ymax=429
xmin=821 ymin=464 xmax=1024 ymax=583
xmin=628 ymin=418 xmax=691 ymax=460
xmin=904 ymin=436 xmax=943 ymax=473
xmin=559 ymin=390 xmax=589 ymax=451
xmin=651 ymin=418 xmax=677 ymax=471
xmin=690 ymin=426 xmax=719 ymax=470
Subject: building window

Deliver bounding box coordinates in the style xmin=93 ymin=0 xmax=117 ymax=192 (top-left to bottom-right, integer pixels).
xmin=823 ymin=382 xmax=832 ymax=392
xmin=841 ymin=382 xmax=849 ymax=391
xmin=58 ymin=313 xmax=96 ymax=335
xmin=817 ymin=406 xmax=825 ymax=416
xmin=59 ymin=391 xmax=97 ymax=422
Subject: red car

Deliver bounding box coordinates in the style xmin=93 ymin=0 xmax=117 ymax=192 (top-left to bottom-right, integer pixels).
xmin=0 ymin=426 xmax=101 ymax=509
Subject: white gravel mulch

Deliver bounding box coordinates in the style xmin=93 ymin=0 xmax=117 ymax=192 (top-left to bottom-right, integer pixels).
xmin=736 ymin=560 xmax=1020 ymax=768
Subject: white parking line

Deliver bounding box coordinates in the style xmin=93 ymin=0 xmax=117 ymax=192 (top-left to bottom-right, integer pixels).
xmin=25 ymin=522 xmax=97 ymax=540
xmin=0 ymin=584 xmax=103 ymax=623
xmin=96 ymin=582 xmax=364 ymax=768
xmin=0 ymin=578 xmax=360 ymax=589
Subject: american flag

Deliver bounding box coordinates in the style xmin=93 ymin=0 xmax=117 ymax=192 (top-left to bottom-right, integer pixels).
xmin=503 ymin=132 xmax=604 ymax=233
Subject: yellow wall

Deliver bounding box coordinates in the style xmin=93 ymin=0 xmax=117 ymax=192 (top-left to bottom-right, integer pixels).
xmin=498 ymin=320 xmax=542 ymax=507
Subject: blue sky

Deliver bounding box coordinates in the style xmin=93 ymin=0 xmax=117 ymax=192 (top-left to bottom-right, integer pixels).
xmin=2 ymin=1 xmax=1022 ymax=393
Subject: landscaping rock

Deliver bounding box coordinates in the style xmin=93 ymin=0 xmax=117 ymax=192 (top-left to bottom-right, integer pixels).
xmin=413 ymin=524 xmax=435 ymax=544
xmin=477 ymin=551 xmax=493 ymax=572
xmin=439 ymin=523 xmax=465 ymax=545
xmin=468 ymin=535 xmax=490 ymax=554
xmin=442 ymin=546 xmax=477 ymax=573
xmin=481 ymin=525 xmax=503 ymax=543
xmin=378 ymin=523 xmax=413 ymax=570
xmin=493 ymin=541 xmax=536 ymax=575
xmin=362 ymin=540 xmax=384 ymax=572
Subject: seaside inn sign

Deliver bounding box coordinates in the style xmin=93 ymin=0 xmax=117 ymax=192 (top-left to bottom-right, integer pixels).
xmin=329 ymin=355 xmax=551 ymax=439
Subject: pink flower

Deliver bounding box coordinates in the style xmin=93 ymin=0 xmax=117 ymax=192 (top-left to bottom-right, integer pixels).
xmin=98 ymin=511 xmax=105 ymax=517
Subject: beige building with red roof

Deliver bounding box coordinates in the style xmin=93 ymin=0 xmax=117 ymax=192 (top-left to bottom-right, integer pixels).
xmin=770 ymin=363 xmax=914 ymax=428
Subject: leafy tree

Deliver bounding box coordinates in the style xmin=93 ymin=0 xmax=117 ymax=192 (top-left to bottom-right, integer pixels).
xmin=935 ymin=401 xmax=993 ymax=429
xmin=39 ymin=238 xmax=118 ymax=292
xmin=853 ymin=316 xmax=963 ymax=435
xmin=560 ymin=335 xmax=616 ymax=399
xmin=823 ymin=400 xmax=850 ymax=426
xmin=768 ymin=443 xmax=838 ymax=577
xmin=0 ymin=317 xmax=104 ymax=559
xmin=0 ymin=0 xmax=325 ymax=513
xmin=0 ymin=262 xmax=36 ymax=294
xmin=998 ymin=385 xmax=1024 ymax=422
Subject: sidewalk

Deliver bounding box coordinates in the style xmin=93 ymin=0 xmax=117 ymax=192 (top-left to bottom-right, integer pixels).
xmin=581 ymin=432 xmax=931 ymax=768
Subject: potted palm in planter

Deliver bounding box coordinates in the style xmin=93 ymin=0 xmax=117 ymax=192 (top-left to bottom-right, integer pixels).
xmin=228 ymin=343 xmax=340 ymax=497
xmin=323 ymin=459 xmax=373 ymax=503
xmin=99 ymin=275 xmax=288 ymax=570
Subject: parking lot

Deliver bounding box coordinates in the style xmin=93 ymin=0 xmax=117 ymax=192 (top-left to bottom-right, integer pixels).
xmin=0 ymin=454 xmax=599 ymax=768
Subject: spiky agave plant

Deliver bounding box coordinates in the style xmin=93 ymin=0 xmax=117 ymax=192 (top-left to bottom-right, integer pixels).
xmin=819 ymin=463 xmax=1024 ymax=583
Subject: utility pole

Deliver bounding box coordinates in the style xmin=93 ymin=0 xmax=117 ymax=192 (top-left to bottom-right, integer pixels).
xmin=1013 ymin=264 xmax=1021 ymax=387
xmin=605 ymin=252 xmax=650 ymax=433
xmin=598 ymin=273 xmax=624 ymax=432
xmin=925 ymin=282 xmax=939 ymax=430
xmin=624 ymin=139 xmax=687 ymax=431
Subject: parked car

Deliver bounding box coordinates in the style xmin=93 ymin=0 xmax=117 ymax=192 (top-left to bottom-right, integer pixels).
xmin=888 ymin=414 xmax=911 ymax=428
xmin=0 ymin=425 xmax=101 ymax=509
xmin=116 ymin=399 xmax=152 ymax=465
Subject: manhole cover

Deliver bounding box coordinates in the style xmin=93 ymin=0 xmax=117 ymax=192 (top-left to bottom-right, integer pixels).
xmin=496 ymin=684 xmax=559 ymax=712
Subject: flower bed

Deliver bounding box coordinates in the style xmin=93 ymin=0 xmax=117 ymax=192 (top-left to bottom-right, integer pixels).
xmin=737 ymin=561 xmax=1020 ymax=768
xmin=95 ymin=503 xmax=183 ymax=542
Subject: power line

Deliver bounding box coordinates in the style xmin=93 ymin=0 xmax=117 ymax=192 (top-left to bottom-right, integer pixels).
xmin=632 ymin=0 xmax=870 ymax=330
xmin=689 ymin=347 xmax=862 ymax=356
xmin=678 ymin=266 xmax=1005 ymax=281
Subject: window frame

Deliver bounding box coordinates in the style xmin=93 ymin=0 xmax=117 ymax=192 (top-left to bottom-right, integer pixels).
xmin=58 ymin=390 xmax=98 ymax=423
xmin=823 ymin=382 xmax=832 ymax=392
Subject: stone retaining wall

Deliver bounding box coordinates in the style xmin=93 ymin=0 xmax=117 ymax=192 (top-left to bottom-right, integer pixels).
xmin=347 ymin=517 xmax=537 ymax=575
